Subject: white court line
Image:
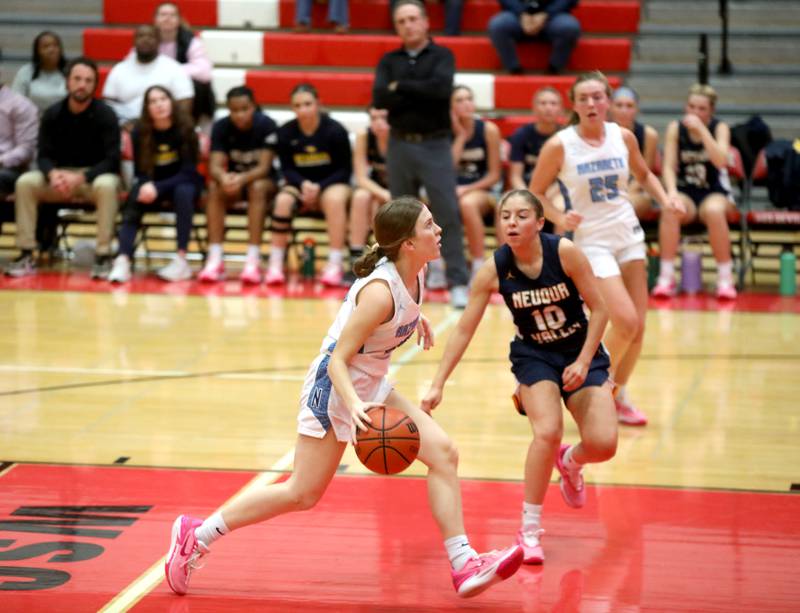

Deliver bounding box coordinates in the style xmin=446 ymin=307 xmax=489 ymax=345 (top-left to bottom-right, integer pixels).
xmin=97 ymin=310 xmax=460 ymax=612
xmin=0 ymin=364 xmax=305 ymax=382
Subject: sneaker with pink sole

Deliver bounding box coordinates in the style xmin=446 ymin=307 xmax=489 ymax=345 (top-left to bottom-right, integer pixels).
xmin=319 ymin=262 xmax=343 ymax=287
xmin=651 ymin=277 xmax=677 ymax=298
xmin=554 ymin=444 xmax=585 ymax=509
xmin=264 ymin=267 xmax=285 ymax=286
xmin=165 ymin=515 xmax=209 ymax=595
xmin=239 ymin=262 xmax=262 ymax=285
xmin=616 ymin=398 xmax=648 ymax=426
xmin=715 ymin=282 xmax=737 ymax=300
xmin=516 ymin=528 xmax=545 ymax=565
xmin=197 ymin=261 xmax=225 ymax=283
xmin=451 ymin=544 xmax=523 ymax=598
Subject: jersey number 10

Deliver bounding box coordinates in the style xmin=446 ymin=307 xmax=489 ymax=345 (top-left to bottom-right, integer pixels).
xmin=531 ymin=305 xmax=567 ymax=331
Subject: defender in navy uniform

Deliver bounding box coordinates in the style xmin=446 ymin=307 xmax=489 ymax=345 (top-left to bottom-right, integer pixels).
xmin=422 ymin=189 xmax=616 ymax=565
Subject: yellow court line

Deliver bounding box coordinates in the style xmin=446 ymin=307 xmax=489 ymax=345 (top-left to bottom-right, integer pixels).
xmin=98 ymin=310 xmax=459 ymax=612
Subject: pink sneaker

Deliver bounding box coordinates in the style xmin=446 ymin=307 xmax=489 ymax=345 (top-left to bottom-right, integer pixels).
xmin=165 ymin=515 xmax=209 ymax=596
xmin=716 ymin=282 xmax=737 ymax=300
xmin=651 ymin=277 xmax=677 ymax=298
xmin=264 ymin=266 xmax=285 ymax=286
xmin=516 ymin=528 xmax=545 ymax=565
xmin=451 ymin=545 xmax=523 ymax=598
xmin=319 ymin=262 xmax=343 ymax=287
xmin=554 ymin=444 xmax=585 ymax=509
xmin=616 ymin=398 xmax=648 ymax=426
xmin=239 ymin=262 xmax=262 ymax=285
xmin=197 ymin=261 xmax=224 ymax=283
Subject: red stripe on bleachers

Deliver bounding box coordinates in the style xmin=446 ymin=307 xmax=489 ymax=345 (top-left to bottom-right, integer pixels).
xmin=84 ymin=28 xmax=134 ymax=61
xmin=246 ymin=71 xmax=375 ymax=106
xmin=493 ymin=74 xmax=621 ymax=109
xmin=103 ymin=0 xmax=217 ymax=26
xmin=278 ymin=0 xmax=640 ymax=33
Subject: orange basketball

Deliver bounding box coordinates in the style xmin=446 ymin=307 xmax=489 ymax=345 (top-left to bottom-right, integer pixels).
xmin=355 ymin=407 xmax=420 ymax=475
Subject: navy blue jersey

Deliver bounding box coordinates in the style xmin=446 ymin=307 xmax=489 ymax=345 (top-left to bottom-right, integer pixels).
xmin=455 ymin=118 xmax=488 ymax=185
xmin=366 ymin=129 xmax=389 ymax=188
xmin=276 ymin=113 xmax=352 ymax=190
xmin=632 ymin=121 xmax=645 ymax=154
xmin=210 ymin=111 xmax=278 ymax=175
xmin=495 ymin=234 xmax=588 ymax=353
xmin=677 ymin=118 xmax=724 ymax=192
xmin=508 ymin=123 xmax=552 ymax=185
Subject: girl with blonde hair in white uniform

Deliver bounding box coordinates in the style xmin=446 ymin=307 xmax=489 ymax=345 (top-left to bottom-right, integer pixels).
xmin=163 ymin=196 xmax=523 ymax=600
xmin=529 ymin=71 xmax=684 ymax=427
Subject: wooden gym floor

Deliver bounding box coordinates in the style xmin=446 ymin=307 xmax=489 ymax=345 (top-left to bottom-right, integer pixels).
xmin=0 ymin=272 xmax=798 ymax=611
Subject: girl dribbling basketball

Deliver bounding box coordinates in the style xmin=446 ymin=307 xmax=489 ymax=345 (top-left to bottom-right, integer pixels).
xmin=165 ymin=197 xmax=523 ymax=599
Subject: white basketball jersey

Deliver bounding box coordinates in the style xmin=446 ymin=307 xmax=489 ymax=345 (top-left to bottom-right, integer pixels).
xmin=320 ymin=258 xmax=423 ymax=377
xmin=557 ymin=122 xmax=640 ymax=244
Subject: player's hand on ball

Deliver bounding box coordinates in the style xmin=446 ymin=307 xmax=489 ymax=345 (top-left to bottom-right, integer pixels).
xmin=562 ymin=360 xmax=588 ymax=392
xmin=417 ymin=315 xmax=434 ymax=350
xmin=350 ymin=400 xmax=383 ymax=444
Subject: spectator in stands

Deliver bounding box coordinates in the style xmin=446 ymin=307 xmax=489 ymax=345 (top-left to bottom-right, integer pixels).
xmin=267 ymin=83 xmax=352 ymax=286
xmin=389 ymin=0 xmax=465 ymax=35
xmin=7 ymin=58 xmax=120 ymax=279
xmin=488 ymin=0 xmax=581 ymax=75
xmin=450 ymin=84 xmax=502 ymax=281
xmin=508 ymin=86 xmax=565 ymax=231
xmin=610 ymin=86 xmax=659 ymax=219
xmin=11 ymin=31 xmax=68 ymax=114
xmin=347 ymin=106 xmax=391 ymax=285
xmin=295 ymin=0 xmax=349 ymax=33
xmin=108 ymin=85 xmax=202 ymax=283
xmin=0 ymin=80 xmax=38 ymax=200
xmin=103 ymin=25 xmax=194 ymax=128
xmin=151 ymin=2 xmax=215 ymax=124
xmin=373 ymin=0 xmax=470 ymax=307
xmin=197 ymin=86 xmax=279 ymax=285
xmin=652 ymin=83 xmax=738 ymax=300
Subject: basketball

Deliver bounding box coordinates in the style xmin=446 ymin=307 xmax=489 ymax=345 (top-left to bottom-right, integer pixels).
xmin=355 ymin=407 xmax=420 ymax=475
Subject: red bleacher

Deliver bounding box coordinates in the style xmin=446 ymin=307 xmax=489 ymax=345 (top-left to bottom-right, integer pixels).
xmin=103 ymin=0 xmax=640 ymax=34
xmin=85 ymin=29 xmax=631 ymax=72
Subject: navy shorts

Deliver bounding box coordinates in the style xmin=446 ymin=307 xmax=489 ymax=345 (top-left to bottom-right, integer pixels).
xmin=509 ymin=339 xmax=610 ymax=407
xmin=680 ymin=185 xmax=730 ymax=207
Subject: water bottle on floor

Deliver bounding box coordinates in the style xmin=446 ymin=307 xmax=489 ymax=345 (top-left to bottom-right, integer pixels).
xmin=779 ymin=247 xmax=797 ymax=296
xmin=680 ymin=241 xmax=703 ymax=294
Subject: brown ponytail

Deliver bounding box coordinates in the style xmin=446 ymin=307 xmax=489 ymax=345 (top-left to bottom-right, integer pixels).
xmin=352 ymin=196 xmax=424 ymax=278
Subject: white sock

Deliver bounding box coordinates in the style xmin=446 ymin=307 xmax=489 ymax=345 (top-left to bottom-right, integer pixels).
xmin=522 ymin=502 xmax=542 ymax=533
xmin=563 ymin=445 xmax=583 ymax=472
xmin=207 ymin=243 xmax=223 ymax=265
xmin=246 ymin=244 xmax=261 ymax=264
xmin=328 ymin=249 xmax=343 ymax=267
xmin=471 ymin=258 xmax=483 ymax=276
xmin=194 ymin=512 xmax=229 ymax=548
xmin=444 ymin=534 xmax=477 ymax=571
xmin=617 ymin=384 xmax=628 ymax=403
xmin=718 ymin=261 xmax=733 ymax=285
xmin=659 ymin=258 xmax=675 ymax=280
xmin=269 ymin=246 xmax=285 ymax=270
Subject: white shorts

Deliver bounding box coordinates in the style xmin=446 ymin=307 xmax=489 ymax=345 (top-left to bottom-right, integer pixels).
xmin=297 ymin=353 xmax=394 ymax=443
xmin=580 ymin=241 xmax=646 ymax=278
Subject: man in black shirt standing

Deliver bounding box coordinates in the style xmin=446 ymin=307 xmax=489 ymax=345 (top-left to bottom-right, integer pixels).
xmin=373 ymin=0 xmax=469 ymax=308
xmin=7 ymin=57 xmax=120 ymax=278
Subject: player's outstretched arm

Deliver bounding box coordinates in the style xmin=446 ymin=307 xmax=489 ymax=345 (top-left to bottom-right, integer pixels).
xmin=421 ymin=259 xmax=498 ymax=412
xmin=558 ymin=239 xmax=609 ymax=392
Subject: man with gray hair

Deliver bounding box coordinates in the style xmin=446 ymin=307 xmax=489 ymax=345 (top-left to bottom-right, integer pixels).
xmin=373 ymin=0 xmax=470 ymax=308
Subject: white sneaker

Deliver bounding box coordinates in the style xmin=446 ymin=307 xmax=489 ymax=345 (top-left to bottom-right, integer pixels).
xmin=108 ymin=255 xmax=132 ymax=283
xmin=426 ymin=258 xmax=447 ymax=290
xmin=157 ymin=256 xmax=192 ymax=282
xmin=450 ymin=284 xmax=469 ymax=309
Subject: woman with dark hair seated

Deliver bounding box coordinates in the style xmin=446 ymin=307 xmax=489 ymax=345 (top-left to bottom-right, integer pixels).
xmin=108 ymin=85 xmax=202 ymax=283
xmin=11 ymin=30 xmax=68 ymax=113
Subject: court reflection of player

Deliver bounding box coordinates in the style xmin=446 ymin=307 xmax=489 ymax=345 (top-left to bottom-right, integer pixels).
xmin=164 ymin=197 xmax=523 ymax=600
xmin=423 ymin=189 xmax=617 ymax=566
